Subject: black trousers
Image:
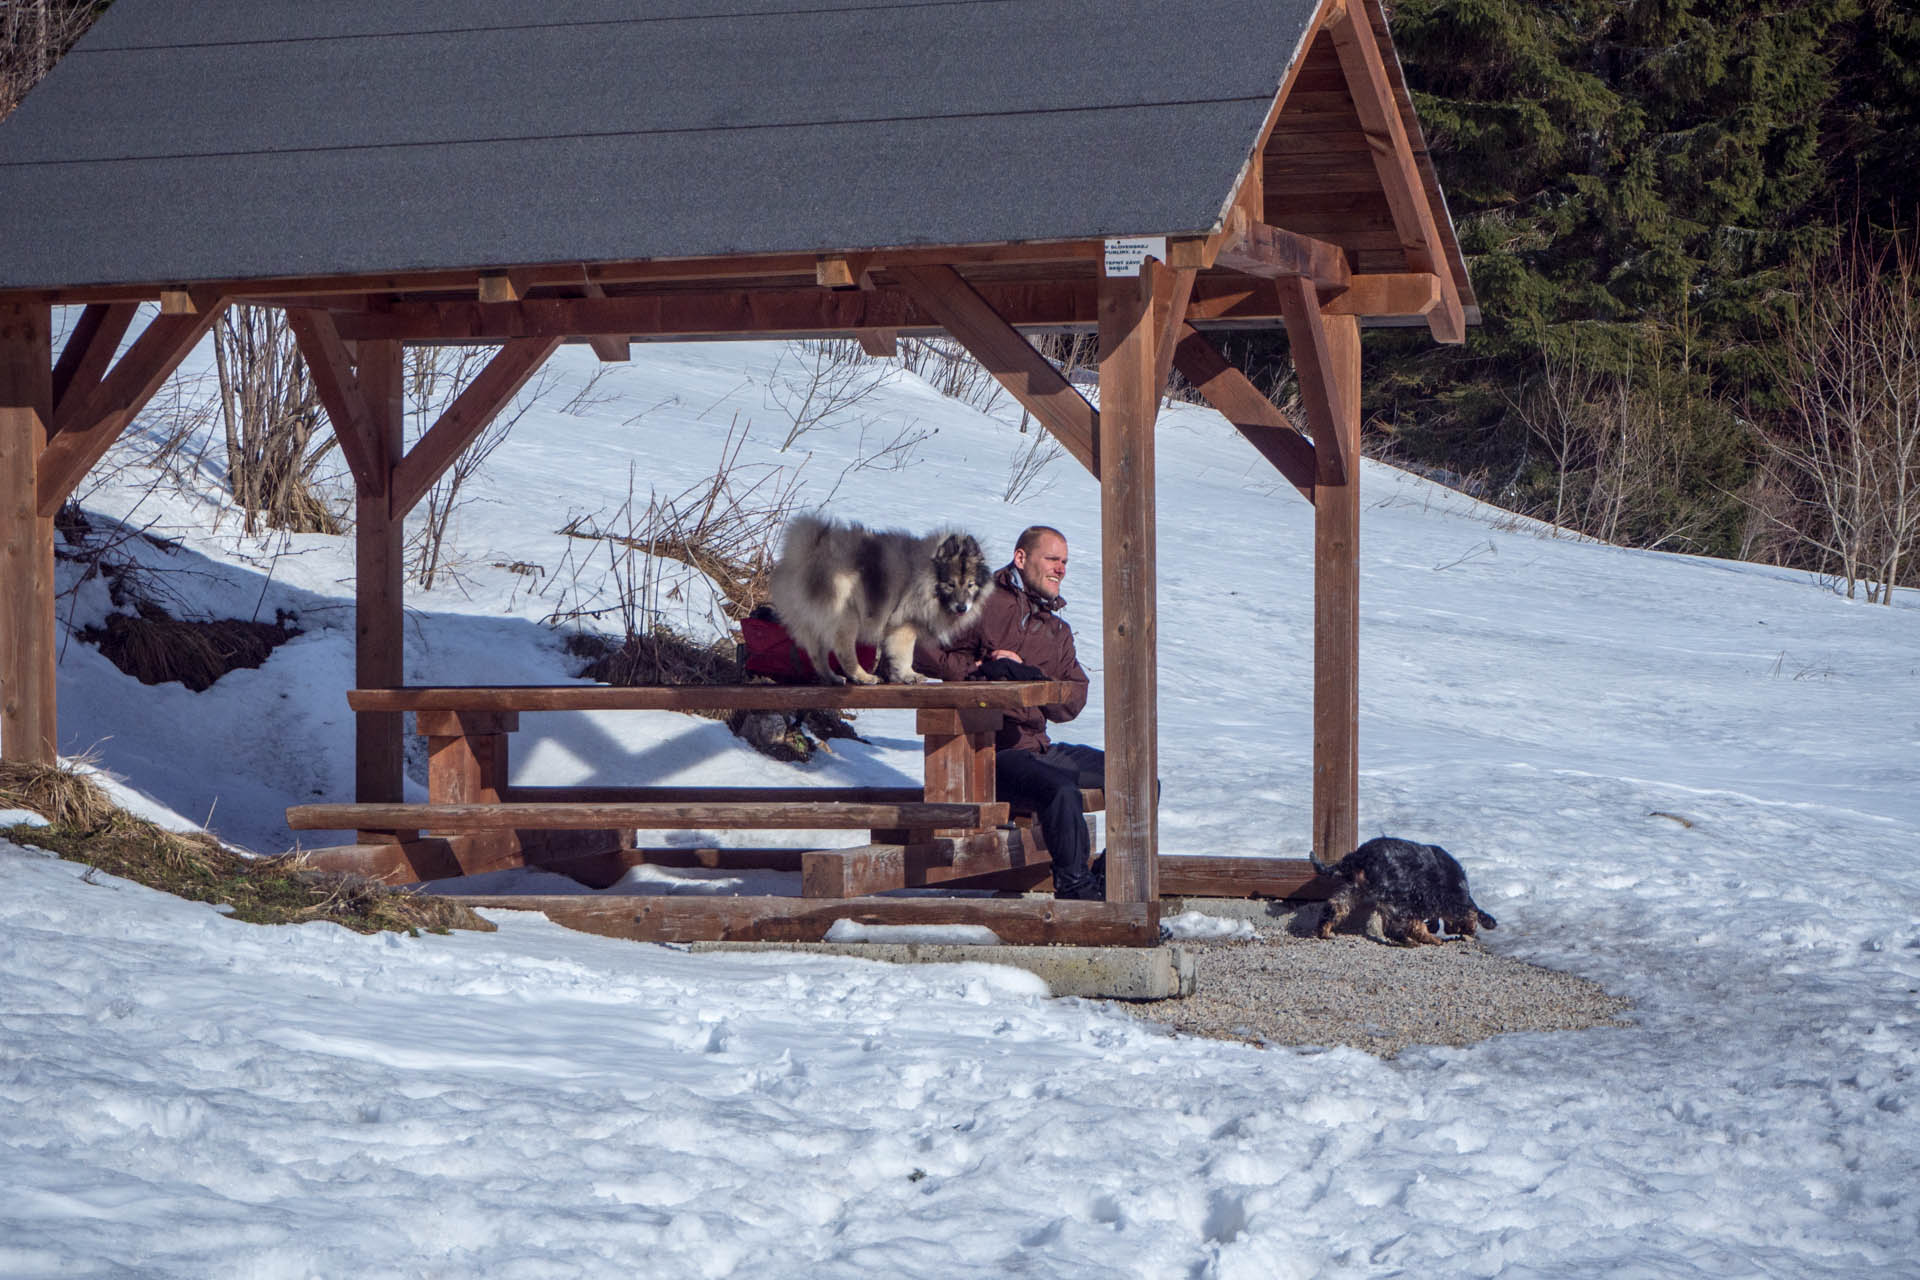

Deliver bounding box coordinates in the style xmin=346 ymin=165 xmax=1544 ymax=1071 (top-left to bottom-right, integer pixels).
xmin=996 ymin=742 xmax=1105 ymax=895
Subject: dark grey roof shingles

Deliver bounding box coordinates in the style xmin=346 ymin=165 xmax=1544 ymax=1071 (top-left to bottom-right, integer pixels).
xmin=0 ymin=0 xmax=1322 ymax=289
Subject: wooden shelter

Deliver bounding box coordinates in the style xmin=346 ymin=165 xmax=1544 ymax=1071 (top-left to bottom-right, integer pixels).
xmin=0 ymin=0 xmax=1476 ymax=945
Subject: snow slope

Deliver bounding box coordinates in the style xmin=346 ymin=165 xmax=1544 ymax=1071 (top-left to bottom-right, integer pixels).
xmin=4 ymin=338 xmax=1917 ymax=1277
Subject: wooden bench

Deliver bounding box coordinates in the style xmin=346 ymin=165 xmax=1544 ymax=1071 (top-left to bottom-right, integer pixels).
xmin=287 ymin=800 xmax=1010 ymax=836
xmin=298 ymin=682 xmax=1073 ymax=897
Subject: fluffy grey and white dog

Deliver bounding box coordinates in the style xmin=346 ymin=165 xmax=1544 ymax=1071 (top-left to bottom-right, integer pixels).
xmin=768 ymin=514 xmax=993 ymax=685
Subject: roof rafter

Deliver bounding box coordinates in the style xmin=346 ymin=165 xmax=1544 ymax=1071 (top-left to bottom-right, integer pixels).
xmin=1325 ymin=0 xmax=1465 ymax=342
xmin=50 ymin=302 xmax=139 ymax=434
xmin=894 ymin=265 xmax=1099 ymax=476
xmin=1171 ymin=323 xmax=1318 ymax=500
xmin=390 ymin=338 xmax=561 ymax=520
xmin=286 ymin=308 xmax=388 ymax=495
xmin=36 ymin=305 xmax=226 ymax=515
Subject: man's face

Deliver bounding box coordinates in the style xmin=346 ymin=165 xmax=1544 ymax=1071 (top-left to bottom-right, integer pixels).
xmin=1015 ymin=533 xmax=1069 ymax=599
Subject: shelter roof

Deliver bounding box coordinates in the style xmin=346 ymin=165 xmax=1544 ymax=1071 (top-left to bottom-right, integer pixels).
xmin=0 ymin=0 xmax=1338 ymax=291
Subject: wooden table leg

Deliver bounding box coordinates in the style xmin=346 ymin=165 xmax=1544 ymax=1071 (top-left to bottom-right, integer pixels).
xmin=408 ymin=709 xmax=518 ymax=856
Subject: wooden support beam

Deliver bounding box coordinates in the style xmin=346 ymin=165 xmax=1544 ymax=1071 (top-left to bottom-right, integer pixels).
xmin=1166 ymin=159 xmax=1265 ymax=271
xmin=35 ymin=305 xmax=227 ymax=516
xmin=354 ymin=339 xmax=405 ymax=806
xmin=335 ymin=286 xmax=917 ymax=343
xmin=50 ymin=302 xmax=139 ymax=433
xmin=389 ymin=337 xmax=560 ymax=519
xmin=435 ymin=893 xmax=1159 ymax=947
xmin=1274 ymin=276 xmax=1356 ymax=482
xmin=1214 ymin=220 xmax=1352 ymax=291
xmin=328 ymin=276 xmax=1429 ymax=346
xmin=1311 ymin=312 xmax=1363 ymax=862
xmin=855 ymin=328 xmax=899 ymax=358
xmin=1097 ymin=258 xmax=1174 ymax=906
xmin=1 ymin=303 xmax=56 ymax=764
xmin=22 ymin=242 xmax=1112 ymax=308
xmin=300 ymin=835 xmax=534 ymax=885
xmin=1326 ymin=0 xmax=1466 ymax=343
xmin=894 ymin=264 xmax=1100 ymax=476
xmin=477 ymin=270 xmax=531 ymax=303
xmin=286 ymin=309 xmax=386 ymax=496
xmin=1171 ymin=324 xmax=1318 ymax=501
xmin=578 ymin=283 xmax=630 ymax=362
xmin=1152 ymin=267 xmax=1198 ymax=399
xmin=1322 ymin=272 xmax=1440 ymax=318
xmin=815 ymin=254 xmax=874 ymax=289
xmin=1158 ymin=855 xmax=1334 ymax=900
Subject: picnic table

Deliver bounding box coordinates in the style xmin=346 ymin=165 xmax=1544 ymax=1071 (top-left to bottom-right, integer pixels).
xmin=286 ymin=681 xmax=1095 ymax=897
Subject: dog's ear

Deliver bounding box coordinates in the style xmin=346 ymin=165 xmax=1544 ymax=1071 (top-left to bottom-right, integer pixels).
xmin=933 ymin=534 xmax=962 ymax=559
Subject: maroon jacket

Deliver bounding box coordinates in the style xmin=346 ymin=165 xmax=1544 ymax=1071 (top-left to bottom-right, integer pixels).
xmin=915 ymin=565 xmax=1089 ymax=752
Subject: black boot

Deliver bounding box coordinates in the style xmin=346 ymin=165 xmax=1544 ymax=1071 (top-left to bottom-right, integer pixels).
xmin=1054 ymin=853 xmax=1106 ymax=901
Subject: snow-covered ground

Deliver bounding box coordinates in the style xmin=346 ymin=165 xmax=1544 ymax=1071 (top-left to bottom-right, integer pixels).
xmin=4 ymin=337 xmax=1917 ymax=1277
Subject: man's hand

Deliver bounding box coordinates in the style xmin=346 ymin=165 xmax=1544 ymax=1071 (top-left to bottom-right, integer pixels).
xmin=968 ymin=655 xmax=1047 ymax=682
xmin=988 ymin=649 xmax=1022 ymax=662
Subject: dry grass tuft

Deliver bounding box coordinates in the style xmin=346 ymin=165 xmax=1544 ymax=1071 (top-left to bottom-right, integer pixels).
xmin=1 ymin=760 xmax=493 ymax=936
xmin=567 ymin=625 xmax=740 ymax=693
xmin=78 ymin=609 xmax=300 ymax=692
xmin=0 ymin=757 xmax=119 ymax=830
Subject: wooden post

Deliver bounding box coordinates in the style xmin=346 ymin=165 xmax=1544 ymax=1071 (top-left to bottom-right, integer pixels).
xmin=355 ymin=340 xmax=405 ymax=802
xmin=1097 ymin=259 xmax=1172 ymax=905
xmin=0 ymin=303 xmax=55 ymax=764
xmin=1311 ymin=313 xmax=1363 ymax=861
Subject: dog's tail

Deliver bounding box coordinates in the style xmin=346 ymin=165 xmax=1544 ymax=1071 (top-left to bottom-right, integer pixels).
xmin=1308 ymin=847 xmax=1342 ymax=876
xmin=780 ymin=511 xmax=832 ymax=556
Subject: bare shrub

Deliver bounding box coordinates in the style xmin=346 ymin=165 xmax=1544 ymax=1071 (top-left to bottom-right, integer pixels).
xmin=544 ymin=430 xmax=857 ymax=761
xmin=404 ymin=347 xmax=553 ymax=591
xmin=565 ymin=627 xmax=738 ymax=689
xmin=897 ymin=336 xmax=1010 ymax=414
xmin=1508 ymin=326 xmax=1720 ymax=550
xmin=551 ymin=417 xmax=801 ymax=623
xmin=211 ymin=306 xmax=343 ymax=535
xmin=1003 ymin=430 xmax=1065 ymax=502
xmin=0 ymin=0 xmax=101 ymax=121
xmin=768 ymin=340 xmax=893 ymax=449
xmin=1750 ymin=229 xmax=1920 ymax=602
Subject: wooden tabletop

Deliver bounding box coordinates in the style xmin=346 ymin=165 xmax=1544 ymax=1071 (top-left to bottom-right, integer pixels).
xmin=347 ymin=682 xmax=1072 ymax=713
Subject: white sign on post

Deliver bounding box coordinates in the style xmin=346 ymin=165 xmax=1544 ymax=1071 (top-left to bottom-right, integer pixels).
xmin=1103 ymin=236 xmax=1166 ymax=277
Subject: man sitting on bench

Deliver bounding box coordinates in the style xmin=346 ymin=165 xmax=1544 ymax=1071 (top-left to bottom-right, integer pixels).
xmin=916 ymin=525 xmax=1106 ymax=900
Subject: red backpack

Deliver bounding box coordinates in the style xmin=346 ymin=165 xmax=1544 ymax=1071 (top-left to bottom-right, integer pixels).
xmin=740 ymin=611 xmax=875 ymax=682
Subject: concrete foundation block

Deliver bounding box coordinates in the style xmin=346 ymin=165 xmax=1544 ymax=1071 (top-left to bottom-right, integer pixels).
xmin=689 ymin=941 xmax=1197 ymax=1000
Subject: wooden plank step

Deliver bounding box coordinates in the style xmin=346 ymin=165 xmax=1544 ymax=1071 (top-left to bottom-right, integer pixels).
xmin=800 ymin=830 xmax=1046 ymax=897
xmin=347 ymin=682 xmax=1069 ymax=713
xmin=286 ymin=800 xmax=1008 ymax=832
xmin=434 ymin=893 xmax=1159 ymax=946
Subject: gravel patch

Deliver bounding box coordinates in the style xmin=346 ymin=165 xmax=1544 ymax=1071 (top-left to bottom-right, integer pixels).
xmin=1116 ymin=904 xmax=1633 ymax=1058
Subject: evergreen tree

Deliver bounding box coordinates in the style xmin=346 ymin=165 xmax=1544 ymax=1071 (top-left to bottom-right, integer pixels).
xmin=1324 ymin=0 xmax=1909 ymax=558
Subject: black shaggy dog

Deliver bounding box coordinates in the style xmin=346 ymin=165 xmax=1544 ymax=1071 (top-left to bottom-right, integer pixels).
xmin=1312 ymin=837 xmax=1497 ymax=946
